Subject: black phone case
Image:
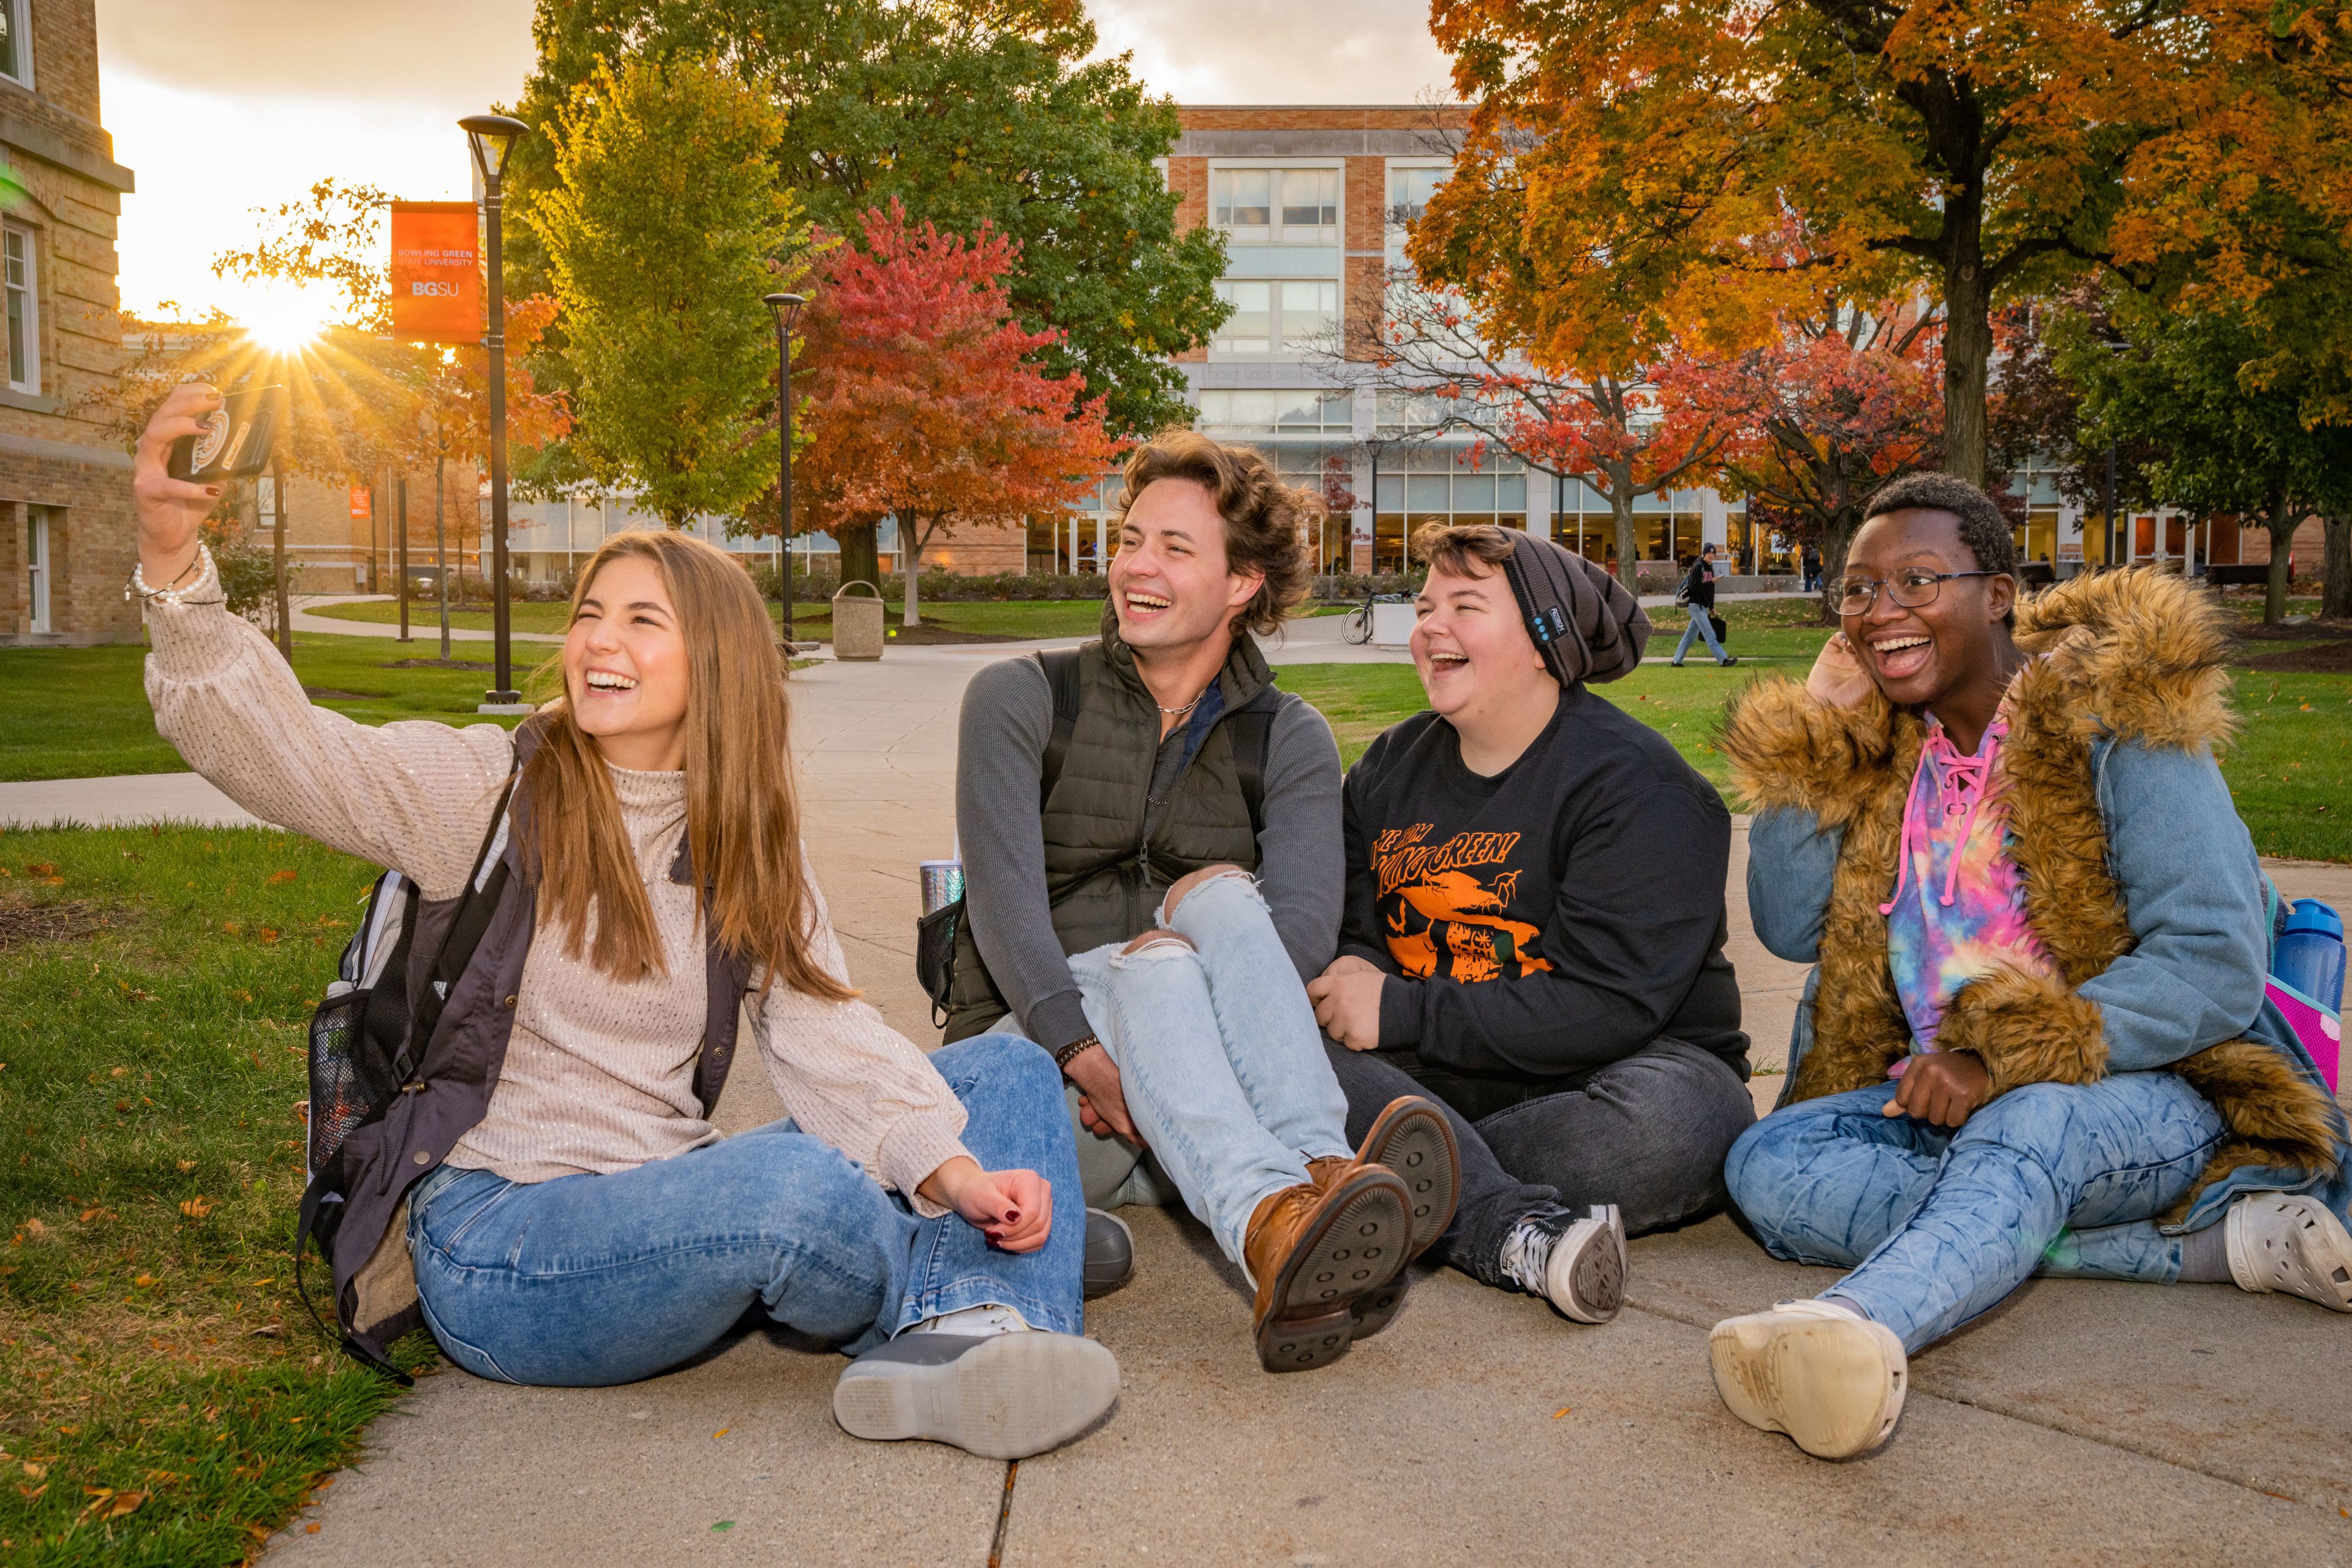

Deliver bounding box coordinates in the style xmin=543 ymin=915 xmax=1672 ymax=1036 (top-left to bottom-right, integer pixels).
xmin=168 ymin=387 xmax=285 ymax=482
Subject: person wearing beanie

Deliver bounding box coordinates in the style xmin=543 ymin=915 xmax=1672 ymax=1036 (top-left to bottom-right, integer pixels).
xmin=1307 ymin=524 xmax=1755 ymax=1325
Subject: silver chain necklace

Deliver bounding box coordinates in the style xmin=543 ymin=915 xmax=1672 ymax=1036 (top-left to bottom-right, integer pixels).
xmin=1156 ymin=692 xmax=1205 ymax=719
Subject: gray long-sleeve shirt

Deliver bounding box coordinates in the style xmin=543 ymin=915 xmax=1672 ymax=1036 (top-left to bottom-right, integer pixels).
xmin=956 ymin=654 xmax=1345 ymax=1055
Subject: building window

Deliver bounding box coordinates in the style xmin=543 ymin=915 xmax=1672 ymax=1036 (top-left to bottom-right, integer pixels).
xmin=1212 ymin=168 xmax=1337 ymax=244
xmin=26 ymin=507 xmax=50 ymax=635
xmin=1371 ymin=445 xmax=1528 ymax=572
xmin=1212 ymin=279 xmax=1338 ymax=356
xmin=1388 ymin=166 xmax=1447 ymax=228
xmin=0 ymin=0 xmax=29 ymax=88
xmin=4 ymin=225 xmax=35 ymax=394
xmin=1196 ymin=390 xmax=1352 ymax=435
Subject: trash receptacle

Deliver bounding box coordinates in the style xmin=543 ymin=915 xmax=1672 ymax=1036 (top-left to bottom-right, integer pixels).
xmin=832 ymin=581 xmax=886 ymax=661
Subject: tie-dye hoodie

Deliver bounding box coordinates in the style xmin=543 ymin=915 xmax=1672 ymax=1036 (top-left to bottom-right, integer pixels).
xmin=1882 ymin=706 xmax=2056 ymax=1051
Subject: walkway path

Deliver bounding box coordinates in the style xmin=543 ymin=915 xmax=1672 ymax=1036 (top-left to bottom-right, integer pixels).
xmin=10 ymin=651 xmax=2345 ymax=1566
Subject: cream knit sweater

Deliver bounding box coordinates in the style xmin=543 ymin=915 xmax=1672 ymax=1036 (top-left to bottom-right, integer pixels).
xmin=144 ymin=570 xmax=970 ymax=1213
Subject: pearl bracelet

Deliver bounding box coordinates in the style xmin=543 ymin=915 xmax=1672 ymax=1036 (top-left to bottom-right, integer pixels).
xmin=126 ymin=544 xmax=219 ymax=606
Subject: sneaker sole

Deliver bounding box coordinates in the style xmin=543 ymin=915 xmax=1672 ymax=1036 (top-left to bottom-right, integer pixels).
xmin=1256 ymin=1172 xmax=1411 ymax=1374
xmin=1708 ymin=1314 xmax=1906 ymax=1460
xmin=1548 ymin=1213 xmax=1626 ymax=1325
xmin=1348 ymin=1101 xmax=1461 ymax=1340
xmin=832 ymin=1334 xmax=1121 ymax=1460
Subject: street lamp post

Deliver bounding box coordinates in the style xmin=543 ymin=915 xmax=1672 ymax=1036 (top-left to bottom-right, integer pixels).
xmin=463 ymin=113 xmax=531 ymax=714
xmin=764 ymin=293 xmax=807 ymax=649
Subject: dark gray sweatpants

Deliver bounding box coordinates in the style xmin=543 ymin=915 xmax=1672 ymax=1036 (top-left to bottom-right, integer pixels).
xmin=1324 ymin=1037 xmax=1755 ymax=1287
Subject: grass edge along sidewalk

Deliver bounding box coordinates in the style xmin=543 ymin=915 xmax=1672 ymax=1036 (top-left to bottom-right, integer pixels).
xmin=0 ymin=827 xmax=436 ymax=1567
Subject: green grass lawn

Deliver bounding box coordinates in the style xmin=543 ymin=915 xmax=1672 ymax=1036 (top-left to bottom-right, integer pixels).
xmin=0 ymin=641 xmax=533 ymax=783
xmin=1276 ymin=649 xmax=2352 ymax=863
xmin=0 ymin=827 xmax=435 ymax=1565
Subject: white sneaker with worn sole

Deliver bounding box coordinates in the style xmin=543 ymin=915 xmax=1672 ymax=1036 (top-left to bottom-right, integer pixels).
xmin=832 ymin=1307 xmax=1120 ymax=1461
xmin=1496 ymin=1204 xmax=1627 ymax=1324
xmin=2226 ymin=1192 xmax=2352 ymax=1312
xmin=1709 ymin=1297 xmax=1908 ymax=1460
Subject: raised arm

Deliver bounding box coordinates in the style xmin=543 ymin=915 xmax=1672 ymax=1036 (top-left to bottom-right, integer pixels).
xmin=132 ymin=385 xmax=512 ymax=897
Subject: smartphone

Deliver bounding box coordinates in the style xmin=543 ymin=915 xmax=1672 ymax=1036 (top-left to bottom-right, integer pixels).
xmin=168 ymin=386 xmax=285 ymax=482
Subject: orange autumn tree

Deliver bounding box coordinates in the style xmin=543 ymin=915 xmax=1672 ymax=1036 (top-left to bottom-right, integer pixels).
xmin=1417 ymin=0 xmax=2352 ymax=486
xmin=797 ymin=203 xmax=1126 ymax=626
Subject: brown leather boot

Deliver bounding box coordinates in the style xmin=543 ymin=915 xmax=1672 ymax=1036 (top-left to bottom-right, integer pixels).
xmin=1308 ymin=1097 xmax=1463 ymax=1341
xmin=1243 ymin=1166 xmax=1411 ymax=1374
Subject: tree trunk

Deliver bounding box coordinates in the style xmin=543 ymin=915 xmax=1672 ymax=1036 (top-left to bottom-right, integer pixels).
xmin=1605 ymin=469 xmax=1640 ymax=596
xmin=1940 ymin=252 xmax=1991 ymax=489
xmin=1817 ymin=507 xmax=1864 ymax=626
xmin=2264 ymin=491 xmax=2296 ymax=626
xmin=836 ymin=519 xmax=880 ymax=597
xmin=2323 ymin=513 xmax=2351 ymax=622
xmin=902 ymin=514 xmax=924 ymax=628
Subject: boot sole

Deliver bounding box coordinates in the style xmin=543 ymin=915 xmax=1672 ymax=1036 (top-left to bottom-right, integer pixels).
xmin=832 ymin=1334 xmax=1121 ymax=1461
xmin=1708 ymin=1313 xmax=1906 ymax=1460
xmin=1255 ymin=1172 xmax=1411 ymax=1374
xmin=1348 ymin=1100 xmax=1461 ymax=1340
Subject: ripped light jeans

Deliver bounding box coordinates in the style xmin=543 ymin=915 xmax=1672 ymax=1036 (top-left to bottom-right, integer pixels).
xmin=1725 ymin=1073 xmax=2227 ymax=1353
xmin=1031 ymin=871 xmax=1354 ymax=1274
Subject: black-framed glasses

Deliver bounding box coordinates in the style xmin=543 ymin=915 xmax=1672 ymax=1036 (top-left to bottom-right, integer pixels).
xmin=1835 ymin=568 xmax=2005 ymax=617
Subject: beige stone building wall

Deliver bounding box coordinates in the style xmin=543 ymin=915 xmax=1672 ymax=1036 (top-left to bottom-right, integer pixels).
xmin=234 ymin=462 xmax=481 ymax=595
xmin=0 ymin=0 xmax=138 ymax=644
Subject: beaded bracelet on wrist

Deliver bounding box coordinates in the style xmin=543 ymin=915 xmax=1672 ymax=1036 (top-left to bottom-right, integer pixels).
xmin=125 ymin=544 xmax=221 ymax=606
xmin=1052 ymin=1033 xmax=1101 ymax=1074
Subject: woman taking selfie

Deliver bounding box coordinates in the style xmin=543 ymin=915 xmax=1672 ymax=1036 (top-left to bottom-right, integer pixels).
xmin=128 ymin=384 xmax=1118 ymax=1461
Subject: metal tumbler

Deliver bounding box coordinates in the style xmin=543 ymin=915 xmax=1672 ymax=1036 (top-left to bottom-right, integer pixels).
xmin=919 ymin=860 xmax=965 ymax=915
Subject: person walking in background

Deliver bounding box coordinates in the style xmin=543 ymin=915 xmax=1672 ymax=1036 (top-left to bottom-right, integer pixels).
xmin=129 ymin=385 xmax=1119 ymax=1462
xmin=949 ymin=432 xmax=1458 ymax=1373
xmin=1672 ymin=541 xmax=1738 ymax=667
xmin=1308 ymin=525 xmax=1755 ymax=1326
xmin=1711 ymin=472 xmax=2351 ymax=1463
xmin=1802 ymin=543 xmax=1823 ymax=593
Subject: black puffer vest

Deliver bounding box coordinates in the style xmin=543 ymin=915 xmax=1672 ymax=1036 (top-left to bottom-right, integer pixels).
xmin=329 ymin=725 xmax=752 ymax=1363
xmin=941 ymin=633 xmax=1275 ymax=1042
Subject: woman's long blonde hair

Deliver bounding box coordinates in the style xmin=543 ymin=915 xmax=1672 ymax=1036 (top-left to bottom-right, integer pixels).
xmin=520 ymin=530 xmax=851 ymax=1002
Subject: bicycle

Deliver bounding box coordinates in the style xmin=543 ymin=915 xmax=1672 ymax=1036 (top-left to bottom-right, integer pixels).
xmin=1340 ymin=590 xmax=1376 ymax=645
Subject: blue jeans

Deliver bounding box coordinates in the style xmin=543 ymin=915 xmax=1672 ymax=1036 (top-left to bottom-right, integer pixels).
xmin=1673 ymin=606 xmax=1727 ymax=663
xmin=406 ymin=1035 xmax=1084 ymax=1387
xmin=1058 ymin=871 xmax=1354 ymax=1275
xmin=1725 ymin=1074 xmax=2226 ymax=1352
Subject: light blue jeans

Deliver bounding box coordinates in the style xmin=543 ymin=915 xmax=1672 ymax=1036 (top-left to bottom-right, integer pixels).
xmin=405 ymin=1035 xmax=1084 ymax=1386
xmin=1672 ymin=605 xmax=1728 ymax=663
xmin=1725 ymin=1074 xmax=2227 ymax=1352
xmin=1057 ymin=871 xmax=1354 ymax=1275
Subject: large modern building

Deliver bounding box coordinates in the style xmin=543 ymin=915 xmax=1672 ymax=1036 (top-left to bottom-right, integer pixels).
xmin=0 ymin=0 xmax=139 ymax=644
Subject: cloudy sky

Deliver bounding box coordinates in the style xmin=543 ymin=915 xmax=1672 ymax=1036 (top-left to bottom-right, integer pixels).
xmin=96 ymin=0 xmax=1454 ymax=322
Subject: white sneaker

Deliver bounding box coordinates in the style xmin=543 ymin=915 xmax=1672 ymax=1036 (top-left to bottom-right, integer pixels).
xmin=2225 ymin=1193 xmax=2352 ymax=1312
xmin=1497 ymin=1204 xmax=1627 ymax=1324
xmin=1709 ymin=1297 xmax=1908 ymax=1460
xmin=833 ymin=1305 xmax=1121 ymax=1461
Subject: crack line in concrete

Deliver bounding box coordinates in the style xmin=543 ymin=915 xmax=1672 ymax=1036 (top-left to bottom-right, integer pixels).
xmin=1619 ymin=1296 xmax=2341 ymax=1513
xmin=986 ymin=1460 xmax=1019 ymax=1568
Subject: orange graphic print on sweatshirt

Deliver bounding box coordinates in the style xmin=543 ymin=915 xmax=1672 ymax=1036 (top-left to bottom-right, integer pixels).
xmin=1371 ymin=823 xmax=1549 ymax=983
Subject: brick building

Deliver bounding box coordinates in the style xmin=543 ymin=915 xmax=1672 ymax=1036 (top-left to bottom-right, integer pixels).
xmin=0 ymin=0 xmax=138 ymax=644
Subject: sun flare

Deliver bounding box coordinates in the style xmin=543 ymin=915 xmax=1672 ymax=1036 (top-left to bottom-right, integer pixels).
xmin=234 ymin=281 xmax=337 ymax=353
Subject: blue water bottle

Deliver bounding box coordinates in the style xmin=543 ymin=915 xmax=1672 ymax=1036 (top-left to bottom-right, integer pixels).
xmin=2275 ymin=899 xmax=2346 ymax=1013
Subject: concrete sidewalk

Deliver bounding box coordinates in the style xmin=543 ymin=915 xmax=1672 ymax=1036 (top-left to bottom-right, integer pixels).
xmin=75 ymin=648 xmax=2340 ymax=1566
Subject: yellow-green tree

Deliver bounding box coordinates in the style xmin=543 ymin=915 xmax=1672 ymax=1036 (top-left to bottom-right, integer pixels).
xmin=529 ymin=53 xmax=818 ymax=528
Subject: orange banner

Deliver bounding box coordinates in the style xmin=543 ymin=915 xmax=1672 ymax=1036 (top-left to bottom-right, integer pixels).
xmin=389 ymin=201 xmax=481 ymax=344
xmin=349 ymin=486 xmax=371 ymax=519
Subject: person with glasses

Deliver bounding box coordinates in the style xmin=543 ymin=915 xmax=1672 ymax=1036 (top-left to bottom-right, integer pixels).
xmin=1705 ymin=472 xmax=2351 ymax=1461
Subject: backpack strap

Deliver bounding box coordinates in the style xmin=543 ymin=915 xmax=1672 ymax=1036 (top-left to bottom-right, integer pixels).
xmin=393 ymin=771 xmax=522 ymax=1085
xmin=1036 ymin=648 xmax=1084 ymax=808
xmin=1227 ymin=695 xmax=1276 ymax=841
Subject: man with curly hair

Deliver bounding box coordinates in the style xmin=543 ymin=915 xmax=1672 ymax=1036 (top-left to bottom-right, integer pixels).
xmin=945 ymin=432 xmax=1460 ymax=1374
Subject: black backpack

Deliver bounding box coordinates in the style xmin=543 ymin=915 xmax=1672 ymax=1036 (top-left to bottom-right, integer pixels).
xmin=914 ymin=648 xmax=1273 ymax=1026
xmin=294 ymin=776 xmax=519 ymax=1378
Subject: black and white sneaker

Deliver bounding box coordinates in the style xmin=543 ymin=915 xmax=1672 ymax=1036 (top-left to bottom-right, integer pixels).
xmin=1496 ymin=1204 xmax=1627 ymax=1324
xmin=832 ymin=1305 xmax=1120 ymax=1460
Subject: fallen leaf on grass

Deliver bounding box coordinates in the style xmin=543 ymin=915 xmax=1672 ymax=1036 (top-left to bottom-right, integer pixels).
xmin=258 ymin=929 xmax=281 ymax=944
xmin=17 ymin=1483 xmax=44 ymax=1500
xmin=179 ymin=1197 xmax=213 ymax=1219
xmin=24 ymin=864 xmax=55 ymax=877
xmin=176 ymin=1160 xmax=196 ymax=1173
xmin=22 ymin=1462 xmax=45 ymax=1479
xmin=221 ymin=922 xmax=241 ymax=936
xmin=266 ymin=870 xmax=298 ymax=886
xmin=134 ymin=1274 xmax=157 ymax=1288
xmin=83 ymin=1488 xmax=146 ymax=1520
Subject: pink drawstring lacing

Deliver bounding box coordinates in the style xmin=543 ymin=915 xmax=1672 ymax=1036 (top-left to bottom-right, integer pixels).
xmin=1881 ymin=720 xmax=2010 ymax=915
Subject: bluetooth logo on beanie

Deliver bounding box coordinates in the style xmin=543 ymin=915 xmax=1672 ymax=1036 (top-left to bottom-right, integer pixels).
xmin=1494 ymin=534 xmax=1652 ymax=686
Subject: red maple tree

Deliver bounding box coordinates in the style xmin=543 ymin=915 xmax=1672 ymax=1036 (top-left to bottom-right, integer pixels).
xmin=797 ymin=203 xmax=1127 ymax=625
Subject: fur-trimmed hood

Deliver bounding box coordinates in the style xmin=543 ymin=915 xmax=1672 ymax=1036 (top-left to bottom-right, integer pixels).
xmin=1721 ymin=568 xmax=2341 ymax=1223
